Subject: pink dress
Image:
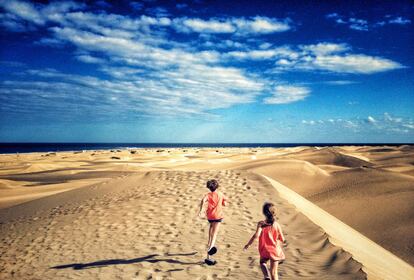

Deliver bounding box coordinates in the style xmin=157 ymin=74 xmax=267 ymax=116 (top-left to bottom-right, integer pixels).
xmin=258 ymin=222 xmax=285 ymax=261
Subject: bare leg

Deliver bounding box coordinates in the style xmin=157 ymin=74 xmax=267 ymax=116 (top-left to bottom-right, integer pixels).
xmin=269 ymin=260 xmax=279 ymax=280
xmin=209 ymin=222 xmax=220 ymax=250
xmin=207 ymin=223 xmax=213 ymax=259
xmin=260 ymin=261 xmax=270 ymax=279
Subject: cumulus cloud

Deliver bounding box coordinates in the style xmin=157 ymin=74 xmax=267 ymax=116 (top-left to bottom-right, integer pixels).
xmin=0 ymin=1 xmax=277 ymax=118
xmin=173 ymin=16 xmax=291 ymax=35
xmin=0 ymin=0 xmax=84 ymax=28
xmin=0 ymin=1 xmax=408 ymax=121
xmin=307 ymin=54 xmax=402 ymax=74
xmin=227 ymin=42 xmax=403 ymax=74
xmin=175 ymin=18 xmax=236 ymax=33
xmin=264 ymin=85 xmax=310 ymax=104
xmin=300 ymin=43 xmax=350 ymax=55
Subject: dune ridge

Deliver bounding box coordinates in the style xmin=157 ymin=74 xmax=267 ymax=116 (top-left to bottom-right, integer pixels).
xmin=263 ymin=175 xmax=414 ymax=280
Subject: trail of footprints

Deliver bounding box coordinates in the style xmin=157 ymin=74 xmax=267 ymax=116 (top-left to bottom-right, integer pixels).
xmin=0 ymin=170 xmax=365 ymax=279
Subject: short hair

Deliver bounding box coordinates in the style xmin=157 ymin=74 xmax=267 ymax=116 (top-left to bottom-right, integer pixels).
xmin=207 ymin=179 xmax=219 ymax=191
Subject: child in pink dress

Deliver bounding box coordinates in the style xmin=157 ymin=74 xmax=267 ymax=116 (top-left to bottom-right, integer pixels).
xmin=244 ymin=202 xmax=286 ymax=280
xmin=198 ymin=179 xmax=227 ymax=265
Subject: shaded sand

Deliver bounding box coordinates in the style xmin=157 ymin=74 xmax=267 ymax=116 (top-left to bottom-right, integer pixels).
xmin=0 ymin=171 xmax=365 ymax=279
xmin=264 ymin=175 xmax=414 ymax=280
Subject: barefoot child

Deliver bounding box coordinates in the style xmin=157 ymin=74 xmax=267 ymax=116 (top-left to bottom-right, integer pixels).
xmin=244 ymin=202 xmax=286 ymax=280
xmin=198 ymin=179 xmax=227 ymax=265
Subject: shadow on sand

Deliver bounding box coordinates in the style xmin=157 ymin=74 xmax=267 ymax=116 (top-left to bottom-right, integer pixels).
xmin=50 ymin=252 xmax=202 ymax=270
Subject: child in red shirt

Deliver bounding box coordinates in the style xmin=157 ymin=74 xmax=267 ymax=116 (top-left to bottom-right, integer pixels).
xmin=198 ymin=179 xmax=227 ymax=265
xmin=244 ymin=202 xmax=286 ymax=280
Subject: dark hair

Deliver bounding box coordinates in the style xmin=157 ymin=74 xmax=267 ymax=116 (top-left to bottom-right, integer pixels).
xmin=207 ymin=179 xmax=219 ymax=192
xmin=263 ymin=202 xmax=276 ymax=224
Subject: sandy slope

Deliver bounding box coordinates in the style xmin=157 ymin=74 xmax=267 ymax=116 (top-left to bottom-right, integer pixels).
xmin=0 ymin=145 xmax=413 ymax=278
xmin=0 ymin=171 xmax=365 ymax=280
xmin=264 ymin=175 xmax=414 ymax=280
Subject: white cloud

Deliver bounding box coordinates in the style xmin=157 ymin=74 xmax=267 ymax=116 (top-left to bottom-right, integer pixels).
xmin=344 ymin=120 xmax=358 ymax=128
xmin=384 ymin=112 xmax=402 ymax=123
xmin=300 ymin=42 xmax=350 ymax=55
xmin=348 ymin=18 xmax=368 ymax=31
xmin=300 ymin=115 xmax=414 ymax=134
xmin=0 ymin=1 xmax=409 ymax=121
xmin=326 ymin=13 xmax=339 ymax=19
xmin=325 ymin=13 xmax=369 ymax=31
xmin=75 ymin=54 xmax=106 ymax=64
xmin=324 ymin=80 xmax=356 ymax=85
xmin=308 ymin=54 xmax=403 ymax=74
xmin=403 ymin=124 xmax=414 ymax=129
xmin=177 ymin=18 xmax=235 ymax=33
xmin=264 ymin=85 xmax=310 ymax=104
xmin=0 ymin=0 xmax=44 ymax=25
xmin=233 ymin=16 xmax=291 ymax=34
xmin=0 ymin=0 xmax=84 ymax=28
xmin=367 ymin=116 xmax=376 ymax=124
xmin=388 ymin=17 xmax=411 ymax=25
xmin=227 ymin=43 xmax=403 ymax=74
xmin=302 ymin=120 xmax=316 ymax=125
xmin=326 ymin=13 xmax=412 ymax=31
xmin=173 ymin=16 xmax=291 ymax=35
xmin=226 ymin=46 xmax=298 ymax=60
xmin=0 ymin=1 xmax=277 ymax=117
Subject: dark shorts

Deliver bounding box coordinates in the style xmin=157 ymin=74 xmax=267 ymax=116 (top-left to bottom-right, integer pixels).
xmin=208 ymin=218 xmax=223 ymax=223
xmin=260 ymin=258 xmax=284 ymax=264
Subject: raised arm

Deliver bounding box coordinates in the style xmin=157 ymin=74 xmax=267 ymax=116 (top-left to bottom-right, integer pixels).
xmin=198 ymin=195 xmax=208 ymax=217
xmin=244 ymin=222 xmax=263 ymax=250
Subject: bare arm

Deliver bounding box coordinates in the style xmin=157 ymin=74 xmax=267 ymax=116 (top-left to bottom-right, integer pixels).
xmin=277 ymin=223 xmax=286 ymax=243
xmin=222 ymin=195 xmax=228 ymax=206
xmin=198 ymin=195 xmax=207 ymax=217
xmin=244 ymin=222 xmax=263 ymax=250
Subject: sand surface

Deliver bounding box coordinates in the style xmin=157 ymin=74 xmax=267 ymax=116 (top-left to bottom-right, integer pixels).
xmin=1 ymin=146 xmax=413 ymax=279
xmin=0 ymin=170 xmax=366 ymax=279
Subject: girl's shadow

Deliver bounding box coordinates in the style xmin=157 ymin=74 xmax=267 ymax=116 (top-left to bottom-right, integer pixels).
xmin=50 ymin=252 xmax=202 ymax=270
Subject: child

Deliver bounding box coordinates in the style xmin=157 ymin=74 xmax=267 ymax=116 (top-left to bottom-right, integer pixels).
xmin=244 ymin=202 xmax=286 ymax=280
xmin=198 ymin=179 xmax=227 ymax=265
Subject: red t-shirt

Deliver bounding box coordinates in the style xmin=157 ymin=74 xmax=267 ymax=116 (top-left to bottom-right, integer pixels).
xmin=206 ymin=191 xmax=227 ymax=220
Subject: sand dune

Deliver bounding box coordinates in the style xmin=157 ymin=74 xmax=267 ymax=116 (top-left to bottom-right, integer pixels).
xmin=1 ymin=145 xmax=413 ymax=279
xmin=0 ymin=171 xmax=365 ymax=279
xmin=264 ymin=175 xmax=414 ymax=280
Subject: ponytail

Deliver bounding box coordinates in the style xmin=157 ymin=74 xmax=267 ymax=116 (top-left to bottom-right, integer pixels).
xmin=263 ymin=202 xmax=276 ymax=225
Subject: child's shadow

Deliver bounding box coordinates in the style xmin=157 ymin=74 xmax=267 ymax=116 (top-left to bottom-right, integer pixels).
xmin=50 ymin=252 xmax=202 ymax=270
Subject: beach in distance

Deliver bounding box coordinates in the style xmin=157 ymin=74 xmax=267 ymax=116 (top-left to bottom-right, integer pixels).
xmin=0 ymin=145 xmax=413 ymax=279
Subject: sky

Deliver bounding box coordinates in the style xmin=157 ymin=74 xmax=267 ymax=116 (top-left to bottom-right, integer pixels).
xmin=0 ymin=0 xmax=413 ymax=143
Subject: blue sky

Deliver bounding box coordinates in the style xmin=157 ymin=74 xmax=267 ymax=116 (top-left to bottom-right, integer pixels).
xmin=0 ymin=0 xmax=413 ymax=143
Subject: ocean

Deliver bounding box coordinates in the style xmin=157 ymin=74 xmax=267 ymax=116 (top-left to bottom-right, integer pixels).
xmin=0 ymin=143 xmax=410 ymax=154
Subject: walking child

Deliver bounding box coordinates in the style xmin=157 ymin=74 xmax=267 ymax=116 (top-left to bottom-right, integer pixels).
xmin=198 ymin=179 xmax=227 ymax=265
xmin=244 ymin=202 xmax=286 ymax=280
